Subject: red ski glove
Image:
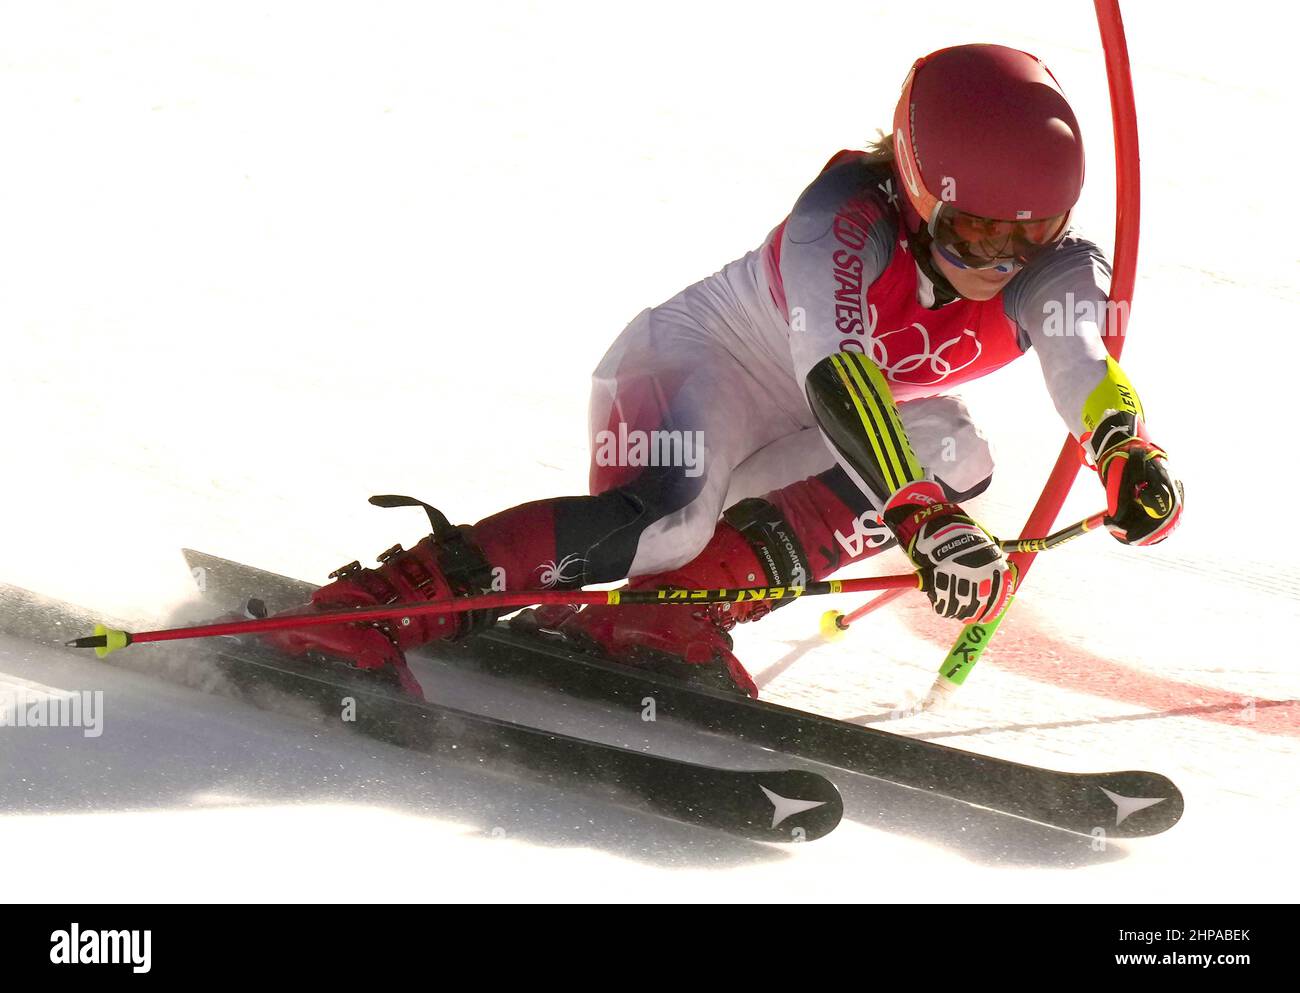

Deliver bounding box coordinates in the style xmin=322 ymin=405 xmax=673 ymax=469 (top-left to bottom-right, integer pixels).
xmin=883 ymin=480 xmax=1015 ymax=623
xmin=1086 ymin=413 xmax=1183 ymax=546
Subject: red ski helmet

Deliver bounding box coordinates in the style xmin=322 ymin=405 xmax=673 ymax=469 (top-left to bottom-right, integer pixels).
xmin=892 ymin=44 xmax=1084 ymax=265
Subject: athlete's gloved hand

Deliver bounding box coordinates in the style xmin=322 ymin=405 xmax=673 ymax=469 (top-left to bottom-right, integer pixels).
xmin=883 ymin=480 xmax=1014 ymax=623
xmin=1086 ymin=412 xmax=1183 ymax=546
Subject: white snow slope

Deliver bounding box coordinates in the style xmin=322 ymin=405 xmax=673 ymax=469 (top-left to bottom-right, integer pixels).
xmin=0 ymin=1 xmax=1295 ymax=901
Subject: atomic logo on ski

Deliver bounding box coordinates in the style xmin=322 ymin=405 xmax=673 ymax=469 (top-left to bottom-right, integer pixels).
xmin=1100 ymin=787 xmax=1167 ymax=827
xmin=760 ymin=785 xmax=829 ymax=830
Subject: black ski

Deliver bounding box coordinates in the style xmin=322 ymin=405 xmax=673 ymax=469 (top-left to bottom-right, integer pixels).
xmin=183 ymin=548 xmax=1185 ymax=839
xmin=456 ymin=628 xmax=1183 ymax=838
xmin=202 ymin=638 xmax=843 ymax=843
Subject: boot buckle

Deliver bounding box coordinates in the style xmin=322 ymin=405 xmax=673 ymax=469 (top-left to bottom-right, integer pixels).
xmin=328 ymin=560 xmax=362 ymax=580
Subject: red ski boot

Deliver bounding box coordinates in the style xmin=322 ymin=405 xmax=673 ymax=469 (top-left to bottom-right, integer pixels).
xmin=514 ymin=496 xmax=820 ymax=699
xmin=259 ymin=495 xmax=500 ymax=694
xmin=514 ymin=471 xmax=896 ymax=698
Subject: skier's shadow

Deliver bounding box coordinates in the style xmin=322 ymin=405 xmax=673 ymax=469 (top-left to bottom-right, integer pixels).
xmin=1 ymin=633 xmax=1130 ymax=875
xmin=0 ymin=635 xmax=793 ymax=872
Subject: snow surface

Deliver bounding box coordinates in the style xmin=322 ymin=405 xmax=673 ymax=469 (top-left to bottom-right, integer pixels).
xmin=0 ymin=1 xmax=1295 ymax=901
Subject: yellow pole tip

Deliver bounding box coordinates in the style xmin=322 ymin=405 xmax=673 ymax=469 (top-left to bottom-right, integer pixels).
xmin=819 ymin=610 xmax=848 ymax=642
xmin=93 ymin=623 xmax=130 ymax=658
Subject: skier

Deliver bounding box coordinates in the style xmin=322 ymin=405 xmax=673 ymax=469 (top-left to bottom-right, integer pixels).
xmin=262 ymin=44 xmax=1183 ymax=698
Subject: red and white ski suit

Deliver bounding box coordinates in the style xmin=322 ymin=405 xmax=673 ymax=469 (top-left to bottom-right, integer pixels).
xmin=468 ymin=151 xmax=1119 ymax=590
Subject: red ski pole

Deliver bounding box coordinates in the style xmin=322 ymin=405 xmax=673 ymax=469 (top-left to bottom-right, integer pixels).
xmin=68 ymin=573 xmax=922 ymax=658
xmin=68 ymin=512 xmax=1105 ymax=659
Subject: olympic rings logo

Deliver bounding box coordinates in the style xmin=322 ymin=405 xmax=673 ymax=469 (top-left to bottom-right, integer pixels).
xmin=866 ymin=322 xmax=982 ymax=386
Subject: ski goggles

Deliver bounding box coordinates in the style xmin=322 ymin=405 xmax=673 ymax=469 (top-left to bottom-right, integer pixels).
xmin=929 ymin=207 xmax=1069 ymax=272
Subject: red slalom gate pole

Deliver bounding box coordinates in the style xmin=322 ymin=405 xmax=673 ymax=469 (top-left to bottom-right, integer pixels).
xmin=1008 ymin=0 xmax=1141 ymax=584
